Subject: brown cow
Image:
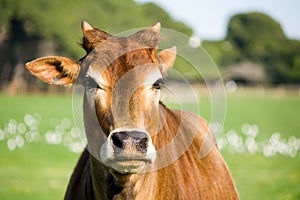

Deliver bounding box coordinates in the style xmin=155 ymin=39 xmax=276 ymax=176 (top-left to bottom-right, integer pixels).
xmin=26 ymin=21 xmax=239 ymax=200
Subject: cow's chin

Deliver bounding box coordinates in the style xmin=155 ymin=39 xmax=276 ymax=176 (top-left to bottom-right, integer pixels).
xmin=109 ymin=159 xmax=150 ymax=174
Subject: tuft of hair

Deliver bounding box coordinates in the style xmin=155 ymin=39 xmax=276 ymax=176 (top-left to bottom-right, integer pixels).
xmin=80 ymin=37 xmax=93 ymax=53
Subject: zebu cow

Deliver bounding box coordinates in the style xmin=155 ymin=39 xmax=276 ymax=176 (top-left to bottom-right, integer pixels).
xmin=26 ymin=21 xmax=239 ymax=200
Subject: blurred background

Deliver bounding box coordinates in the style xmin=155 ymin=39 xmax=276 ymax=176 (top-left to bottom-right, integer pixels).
xmin=0 ymin=0 xmax=299 ymax=199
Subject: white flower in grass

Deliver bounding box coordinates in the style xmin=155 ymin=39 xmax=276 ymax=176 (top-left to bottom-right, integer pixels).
xmin=209 ymin=122 xmax=223 ymax=135
xmin=242 ymin=123 xmax=259 ymax=138
xmin=269 ymin=132 xmax=281 ymax=146
xmin=288 ymin=136 xmax=300 ymax=151
xmin=7 ymin=138 xmax=16 ymax=151
xmin=17 ymin=123 xmax=26 ymax=134
xmin=225 ymin=81 xmax=237 ymax=93
xmin=24 ymin=114 xmax=35 ymax=127
xmin=226 ymin=130 xmax=244 ymax=154
xmin=69 ymin=142 xmax=84 ymax=153
xmin=217 ymin=137 xmax=228 ymax=150
xmin=263 ymin=144 xmax=277 ymax=157
xmin=245 ymin=137 xmax=258 ymax=155
xmin=15 ymin=135 xmax=25 ymax=148
xmin=7 ymin=119 xmax=17 ymax=134
xmin=63 ymin=134 xmax=73 ymax=146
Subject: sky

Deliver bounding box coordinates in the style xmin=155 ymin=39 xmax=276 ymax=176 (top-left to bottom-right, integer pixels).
xmin=135 ymin=0 xmax=300 ymax=40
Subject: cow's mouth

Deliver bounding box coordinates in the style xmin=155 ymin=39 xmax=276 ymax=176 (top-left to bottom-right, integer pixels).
xmin=109 ymin=158 xmax=151 ymax=174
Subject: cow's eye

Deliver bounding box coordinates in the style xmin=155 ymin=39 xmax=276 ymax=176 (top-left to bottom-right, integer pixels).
xmin=153 ymin=78 xmax=164 ymax=90
xmin=84 ymin=76 xmax=99 ymax=89
xmin=83 ymin=76 xmax=104 ymax=90
xmin=97 ymin=84 xmax=104 ymax=90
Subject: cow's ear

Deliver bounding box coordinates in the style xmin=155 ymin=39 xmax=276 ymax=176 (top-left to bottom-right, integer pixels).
xmin=158 ymin=46 xmax=177 ymax=69
xmin=25 ymin=56 xmax=80 ymax=85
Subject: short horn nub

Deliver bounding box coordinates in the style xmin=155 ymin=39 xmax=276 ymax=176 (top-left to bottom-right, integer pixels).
xmin=151 ymin=22 xmax=161 ymax=33
xmin=82 ymin=21 xmax=94 ymax=32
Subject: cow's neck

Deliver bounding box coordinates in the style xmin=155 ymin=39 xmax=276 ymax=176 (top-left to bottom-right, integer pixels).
xmin=90 ymin=156 xmax=155 ymax=200
xmin=106 ymin=171 xmax=139 ymax=199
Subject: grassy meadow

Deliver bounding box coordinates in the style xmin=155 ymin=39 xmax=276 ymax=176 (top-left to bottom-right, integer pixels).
xmin=0 ymin=88 xmax=300 ymax=200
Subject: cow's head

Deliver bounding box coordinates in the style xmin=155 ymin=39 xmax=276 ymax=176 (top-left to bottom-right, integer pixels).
xmin=26 ymin=21 xmax=176 ymax=174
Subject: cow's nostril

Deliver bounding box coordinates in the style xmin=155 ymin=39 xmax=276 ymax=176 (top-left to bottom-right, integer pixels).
xmin=111 ymin=131 xmax=149 ymax=153
xmin=136 ymin=138 xmax=148 ymax=153
xmin=111 ymin=132 xmax=124 ymax=149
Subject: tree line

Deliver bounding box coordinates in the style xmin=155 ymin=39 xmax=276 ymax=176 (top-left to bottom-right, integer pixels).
xmin=0 ymin=0 xmax=192 ymax=93
xmin=203 ymin=12 xmax=300 ymax=84
xmin=0 ymin=0 xmax=299 ymax=94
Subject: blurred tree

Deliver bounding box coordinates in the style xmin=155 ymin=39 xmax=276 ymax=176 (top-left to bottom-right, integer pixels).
xmin=221 ymin=12 xmax=300 ymax=84
xmin=0 ymin=0 xmax=192 ymax=93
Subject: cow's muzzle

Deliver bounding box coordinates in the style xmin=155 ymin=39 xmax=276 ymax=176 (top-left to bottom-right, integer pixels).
xmin=100 ymin=128 xmax=156 ymax=174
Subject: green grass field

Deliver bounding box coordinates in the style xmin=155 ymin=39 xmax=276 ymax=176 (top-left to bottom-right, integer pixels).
xmin=0 ymin=89 xmax=300 ymax=200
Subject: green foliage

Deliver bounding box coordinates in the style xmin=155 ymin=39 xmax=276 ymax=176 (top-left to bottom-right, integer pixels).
xmin=0 ymin=0 xmax=192 ymax=59
xmin=221 ymin=12 xmax=300 ymax=84
xmin=226 ymin=12 xmax=285 ymax=61
xmin=2 ymin=1 xmax=300 ymax=84
xmin=201 ymin=41 xmax=224 ymax=66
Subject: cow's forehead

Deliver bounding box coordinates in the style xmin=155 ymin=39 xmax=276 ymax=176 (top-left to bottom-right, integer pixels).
xmin=86 ymin=59 xmax=161 ymax=89
xmin=80 ymin=27 xmax=161 ymax=86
